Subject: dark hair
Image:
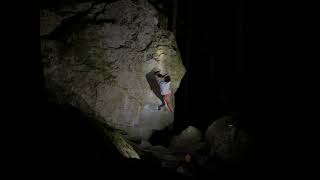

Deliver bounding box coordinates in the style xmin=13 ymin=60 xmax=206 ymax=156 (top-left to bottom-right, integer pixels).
xmin=164 ymin=75 xmax=171 ymax=82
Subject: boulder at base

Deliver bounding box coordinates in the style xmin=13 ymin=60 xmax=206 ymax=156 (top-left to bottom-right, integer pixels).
xmin=169 ymin=126 xmax=203 ymax=153
xmin=205 ymin=116 xmax=251 ymax=161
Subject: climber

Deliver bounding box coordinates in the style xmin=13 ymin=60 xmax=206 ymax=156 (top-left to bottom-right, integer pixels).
xmin=159 ymin=75 xmax=174 ymax=113
xmin=151 ymin=68 xmax=174 ymax=112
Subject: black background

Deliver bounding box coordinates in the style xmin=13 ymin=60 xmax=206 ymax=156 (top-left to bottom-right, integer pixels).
xmin=174 ymin=0 xmax=249 ymax=133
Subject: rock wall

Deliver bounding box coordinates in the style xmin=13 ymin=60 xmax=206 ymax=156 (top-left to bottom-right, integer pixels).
xmin=169 ymin=126 xmax=203 ymax=153
xmin=40 ymin=0 xmax=186 ymax=140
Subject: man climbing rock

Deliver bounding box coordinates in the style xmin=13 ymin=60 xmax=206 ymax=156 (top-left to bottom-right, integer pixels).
xmin=152 ymin=68 xmax=174 ymax=113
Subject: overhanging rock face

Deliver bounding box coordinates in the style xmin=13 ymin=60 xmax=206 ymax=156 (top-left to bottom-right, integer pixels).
xmin=41 ymin=0 xmax=186 ymax=140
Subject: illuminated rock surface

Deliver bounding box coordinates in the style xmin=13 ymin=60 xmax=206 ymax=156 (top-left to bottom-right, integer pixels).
xmin=40 ymin=0 xmax=185 ymax=140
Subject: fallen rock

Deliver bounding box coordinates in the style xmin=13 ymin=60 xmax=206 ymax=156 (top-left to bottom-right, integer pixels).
xmin=169 ymin=126 xmax=203 ymax=153
xmin=205 ymin=116 xmax=251 ymax=160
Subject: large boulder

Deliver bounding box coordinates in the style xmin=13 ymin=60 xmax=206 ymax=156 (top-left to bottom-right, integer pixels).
xmin=169 ymin=126 xmax=203 ymax=153
xmin=40 ymin=0 xmax=186 ymax=140
xmin=205 ymin=116 xmax=251 ymax=161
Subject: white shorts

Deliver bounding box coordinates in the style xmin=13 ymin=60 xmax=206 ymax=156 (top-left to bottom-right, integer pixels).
xmin=161 ymin=90 xmax=171 ymax=95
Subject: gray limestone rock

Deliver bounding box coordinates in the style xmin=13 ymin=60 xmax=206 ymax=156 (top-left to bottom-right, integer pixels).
xmin=40 ymin=0 xmax=185 ymax=140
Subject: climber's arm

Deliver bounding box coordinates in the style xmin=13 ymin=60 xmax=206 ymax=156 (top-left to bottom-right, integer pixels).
xmin=157 ymin=73 xmax=168 ymax=78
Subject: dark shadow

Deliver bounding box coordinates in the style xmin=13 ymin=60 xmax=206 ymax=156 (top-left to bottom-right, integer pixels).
xmin=42 ymin=102 xmax=180 ymax=178
xmin=146 ymin=71 xmax=165 ymax=110
xmin=149 ymin=126 xmax=173 ymax=147
xmin=172 ymin=73 xmax=190 ymax=135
